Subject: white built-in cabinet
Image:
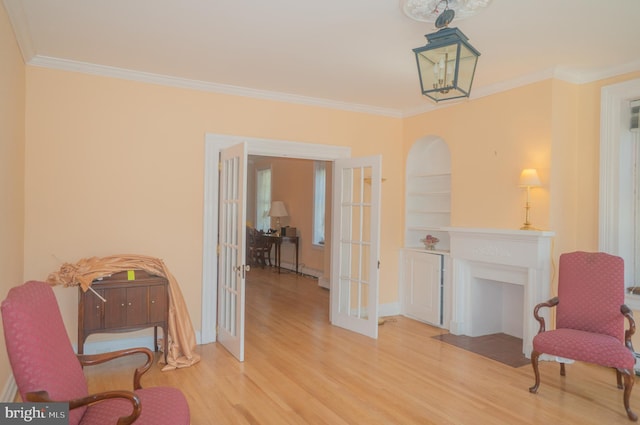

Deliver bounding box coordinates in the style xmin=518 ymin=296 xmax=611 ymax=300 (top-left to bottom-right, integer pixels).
xmin=400 ymin=137 xmax=451 ymax=328
xmin=401 ymin=249 xmax=444 ymax=325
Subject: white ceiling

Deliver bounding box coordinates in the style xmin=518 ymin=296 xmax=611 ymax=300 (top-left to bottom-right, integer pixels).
xmin=4 ymin=0 xmax=640 ymax=117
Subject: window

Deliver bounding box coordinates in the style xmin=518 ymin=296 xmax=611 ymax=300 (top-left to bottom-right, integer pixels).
xmin=620 ymin=100 xmax=640 ymax=285
xmin=313 ymin=161 xmax=326 ymax=245
xmin=600 ymin=80 xmax=640 ymax=292
xmin=256 ymin=168 xmax=271 ymax=231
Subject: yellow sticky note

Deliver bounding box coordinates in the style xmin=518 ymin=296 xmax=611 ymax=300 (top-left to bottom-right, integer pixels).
xmin=127 ymin=270 xmax=135 ymax=281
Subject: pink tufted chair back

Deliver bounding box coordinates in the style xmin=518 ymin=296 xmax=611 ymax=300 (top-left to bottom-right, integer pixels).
xmin=2 ymin=281 xmax=88 ymax=425
xmin=556 ymin=251 xmax=625 ymax=342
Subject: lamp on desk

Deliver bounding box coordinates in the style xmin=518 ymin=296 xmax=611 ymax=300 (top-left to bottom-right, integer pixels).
xmin=269 ymin=201 xmax=288 ymax=235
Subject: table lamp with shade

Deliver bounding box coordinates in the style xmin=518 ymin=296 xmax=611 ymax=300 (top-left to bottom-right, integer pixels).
xmin=269 ymin=201 xmax=288 ymax=235
xmin=519 ymin=168 xmax=542 ymax=230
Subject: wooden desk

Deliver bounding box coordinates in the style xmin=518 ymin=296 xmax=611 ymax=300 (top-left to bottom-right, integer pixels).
xmin=263 ymin=234 xmax=299 ymax=274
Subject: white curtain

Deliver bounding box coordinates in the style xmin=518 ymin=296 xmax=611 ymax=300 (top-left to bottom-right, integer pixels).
xmin=313 ymin=162 xmax=326 ymax=244
xmin=256 ymin=168 xmax=271 ymax=231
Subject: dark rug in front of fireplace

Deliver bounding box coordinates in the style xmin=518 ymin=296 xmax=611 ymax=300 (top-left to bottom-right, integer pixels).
xmin=432 ymin=332 xmax=530 ymax=368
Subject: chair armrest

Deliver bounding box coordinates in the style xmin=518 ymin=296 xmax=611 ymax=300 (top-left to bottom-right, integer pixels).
xmin=532 ymin=297 xmax=559 ymax=334
xmin=621 ymin=304 xmax=636 ymax=352
xmin=77 ymin=347 xmax=153 ymax=390
xmin=26 ymin=389 xmax=141 ymax=425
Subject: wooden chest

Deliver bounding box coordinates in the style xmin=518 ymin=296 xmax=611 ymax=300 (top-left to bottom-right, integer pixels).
xmin=77 ymin=270 xmax=168 ymax=362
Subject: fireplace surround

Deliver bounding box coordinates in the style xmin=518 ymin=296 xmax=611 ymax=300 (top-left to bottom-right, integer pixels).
xmin=445 ymin=227 xmax=555 ymax=358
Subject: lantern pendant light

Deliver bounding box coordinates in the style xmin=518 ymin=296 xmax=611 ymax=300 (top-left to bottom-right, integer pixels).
xmin=412 ymin=2 xmax=480 ymax=102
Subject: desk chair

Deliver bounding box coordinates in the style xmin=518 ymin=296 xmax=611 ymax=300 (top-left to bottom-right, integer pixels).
xmin=247 ymin=227 xmax=271 ymax=268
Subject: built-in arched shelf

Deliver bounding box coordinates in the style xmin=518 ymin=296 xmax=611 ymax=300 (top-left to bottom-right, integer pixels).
xmin=405 ymin=136 xmax=451 ymax=252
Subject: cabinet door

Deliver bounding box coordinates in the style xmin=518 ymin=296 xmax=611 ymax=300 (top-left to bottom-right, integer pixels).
xmin=82 ymin=288 xmax=104 ymax=331
xmin=104 ymin=287 xmax=128 ymax=329
xmin=403 ymin=251 xmax=443 ymax=326
xmin=148 ymin=284 xmax=167 ymax=323
xmin=125 ymin=286 xmax=147 ymax=327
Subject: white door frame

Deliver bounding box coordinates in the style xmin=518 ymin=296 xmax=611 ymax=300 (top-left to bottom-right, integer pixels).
xmin=201 ymin=134 xmax=351 ymax=344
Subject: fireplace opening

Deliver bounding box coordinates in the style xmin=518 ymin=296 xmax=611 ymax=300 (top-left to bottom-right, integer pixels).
xmin=470 ymin=277 xmax=524 ymax=339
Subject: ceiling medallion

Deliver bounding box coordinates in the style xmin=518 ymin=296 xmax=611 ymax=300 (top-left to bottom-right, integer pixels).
xmin=402 ymin=0 xmax=492 ymax=23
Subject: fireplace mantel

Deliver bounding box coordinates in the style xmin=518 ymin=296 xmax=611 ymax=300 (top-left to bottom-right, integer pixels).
xmin=444 ymin=227 xmax=555 ymax=358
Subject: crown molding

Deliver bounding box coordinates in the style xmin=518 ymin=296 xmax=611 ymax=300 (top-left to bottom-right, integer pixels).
xmin=23 ymin=54 xmax=640 ymax=120
xmin=402 ymin=68 xmax=556 ymax=117
xmin=402 ymin=63 xmax=640 ymax=117
xmin=554 ymin=59 xmax=640 ymax=84
xmin=27 ymin=55 xmax=403 ymax=118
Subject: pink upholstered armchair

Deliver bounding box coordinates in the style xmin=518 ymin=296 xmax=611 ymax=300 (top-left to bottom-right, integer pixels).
xmin=529 ymin=252 xmax=637 ymax=421
xmin=1 ymin=281 xmax=190 ymax=425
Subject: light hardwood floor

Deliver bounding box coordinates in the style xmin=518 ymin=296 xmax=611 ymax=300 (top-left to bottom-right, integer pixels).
xmin=85 ymin=267 xmax=640 ymax=424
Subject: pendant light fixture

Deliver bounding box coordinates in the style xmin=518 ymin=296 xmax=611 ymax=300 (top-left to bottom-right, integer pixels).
xmin=411 ymin=0 xmax=481 ymax=102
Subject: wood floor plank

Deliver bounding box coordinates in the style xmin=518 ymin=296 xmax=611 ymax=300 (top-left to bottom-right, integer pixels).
xmin=85 ymin=267 xmax=640 ymax=424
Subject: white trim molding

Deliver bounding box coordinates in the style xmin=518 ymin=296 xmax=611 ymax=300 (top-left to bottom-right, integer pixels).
xmin=25 ymin=55 xmax=402 ymax=118
xmin=625 ymin=294 xmax=640 ymax=312
xmin=599 ymin=79 xmax=640 ymax=255
xmin=1 ymin=375 xmax=17 ymax=402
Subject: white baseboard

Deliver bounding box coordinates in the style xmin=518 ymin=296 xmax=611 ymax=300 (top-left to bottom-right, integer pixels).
xmin=276 ymin=262 xmax=322 ymax=278
xmin=79 ymin=330 xmax=203 ymax=355
xmin=79 ymin=336 xmax=156 ymax=354
xmin=378 ymin=302 xmax=400 ymax=318
xmin=299 ymin=266 xmax=322 ymax=278
xmin=318 ymin=276 xmax=330 ymax=289
xmin=1 ymin=375 xmax=17 ymax=402
xmin=625 ymin=294 xmax=640 ymax=311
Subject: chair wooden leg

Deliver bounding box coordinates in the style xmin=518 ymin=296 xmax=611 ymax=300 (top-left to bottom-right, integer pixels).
xmin=617 ymin=369 xmax=624 ymax=389
xmin=560 ymin=362 xmax=566 ymax=376
xmin=529 ymin=350 xmax=541 ymax=393
xmin=619 ymin=368 xmax=638 ymax=421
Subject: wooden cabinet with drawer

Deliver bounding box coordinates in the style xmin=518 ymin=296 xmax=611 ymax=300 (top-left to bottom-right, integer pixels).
xmin=78 ymin=270 xmax=168 ymax=363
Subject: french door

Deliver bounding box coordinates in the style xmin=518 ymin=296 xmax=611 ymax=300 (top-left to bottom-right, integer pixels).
xmin=217 ymin=142 xmax=248 ymax=361
xmin=212 ymin=140 xmax=382 ymax=361
xmin=330 ymin=155 xmax=382 ymax=338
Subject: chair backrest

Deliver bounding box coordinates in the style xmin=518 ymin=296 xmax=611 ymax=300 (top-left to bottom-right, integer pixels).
xmin=556 ymin=251 xmax=625 ymax=342
xmin=247 ymin=227 xmax=268 ymax=249
xmin=254 ymin=230 xmax=269 ymax=250
xmin=1 ymin=281 xmax=88 ymax=425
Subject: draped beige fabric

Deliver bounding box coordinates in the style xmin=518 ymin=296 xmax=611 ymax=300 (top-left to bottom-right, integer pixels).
xmin=47 ymin=254 xmax=200 ymax=371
